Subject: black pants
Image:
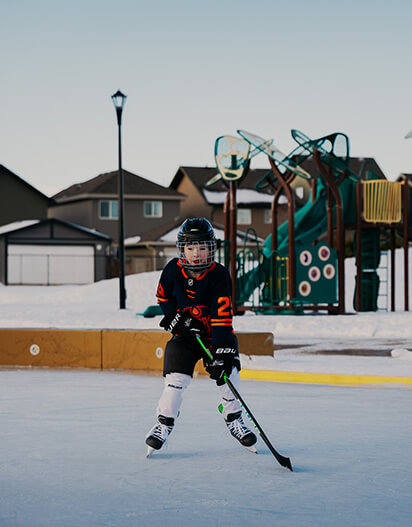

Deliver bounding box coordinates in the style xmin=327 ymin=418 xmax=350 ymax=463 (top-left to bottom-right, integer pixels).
xmin=163 ymin=335 xmax=240 ymax=377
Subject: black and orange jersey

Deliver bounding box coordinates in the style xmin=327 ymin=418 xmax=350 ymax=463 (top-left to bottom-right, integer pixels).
xmin=156 ymin=258 xmax=235 ymax=348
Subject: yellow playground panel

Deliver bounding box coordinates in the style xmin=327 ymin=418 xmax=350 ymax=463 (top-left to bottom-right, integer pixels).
xmin=362 ymin=180 xmax=403 ymax=224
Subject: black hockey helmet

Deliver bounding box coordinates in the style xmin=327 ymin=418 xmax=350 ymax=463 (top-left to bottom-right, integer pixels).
xmin=177 ymin=218 xmax=217 ymax=272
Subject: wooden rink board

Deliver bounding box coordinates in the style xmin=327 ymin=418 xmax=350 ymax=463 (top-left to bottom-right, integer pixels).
xmin=0 ymin=329 xmax=274 ymax=372
xmin=0 ymin=329 xmax=102 ymax=368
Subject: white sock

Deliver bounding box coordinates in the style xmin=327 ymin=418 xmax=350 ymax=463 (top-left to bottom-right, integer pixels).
xmin=156 ymin=372 xmax=191 ymax=420
xmin=218 ymin=367 xmax=242 ymax=419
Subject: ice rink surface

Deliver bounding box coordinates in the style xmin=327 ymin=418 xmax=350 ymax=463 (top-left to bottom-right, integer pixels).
xmin=1 ymin=369 xmax=411 ymax=527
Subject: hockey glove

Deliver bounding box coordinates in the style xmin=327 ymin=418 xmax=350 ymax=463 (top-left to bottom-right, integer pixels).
xmin=159 ymin=311 xmax=201 ymax=336
xmin=205 ymin=346 xmax=237 ymax=386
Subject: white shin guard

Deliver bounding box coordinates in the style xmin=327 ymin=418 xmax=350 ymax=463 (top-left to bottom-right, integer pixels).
xmin=218 ymin=368 xmax=242 ymax=419
xmin=156 ymin=372 xmax=191 ymax=420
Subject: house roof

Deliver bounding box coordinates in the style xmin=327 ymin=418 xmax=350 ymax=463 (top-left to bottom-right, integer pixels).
xmin=172 ymin=158 xmax=387 ymax=199
xmin=53 ymin=170 xmax=185 ymax=203
xmin=0 ymin=220 xmax=40 ymax=235
xmin=0 ymin=218 xmax=111 ymax=240
xmin=127 ymin=218 xmax=182 ymax=244
xmin=354 ymin=157 xmax=386 ymax=179
xmin=170 ymin=166 xmax=280 ymax=196
xmin=298 ymin=157 xmax=386 ymax=180
xmin=0 ymin=164 xmax=53 ymax=203
xmin=397 ymin=173 xmax=412 ymax=185
xmin=125 ymin=218 xmax=263 ymax=246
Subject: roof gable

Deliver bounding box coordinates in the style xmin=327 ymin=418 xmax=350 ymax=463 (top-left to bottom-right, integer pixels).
xmin=0 ymin=218 xmax=110 ymax=240
xmin=0 ymin=220 xmax=40 ymax=235
xmin=0 ymin=164 xmax=52 ymax=203
xmin=298 ymin=157 xmax=387 ymax=180
xmin=172 ymin=158 xmax=387 ymax=195
xmin=53 ymin=170 xmax=185 ymax=202
xmin=170 ymin=166 xmax=278 ymax=194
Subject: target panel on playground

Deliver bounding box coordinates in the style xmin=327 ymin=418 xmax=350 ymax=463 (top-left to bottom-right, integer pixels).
xmin=295 ymin=243 xmax=337 ymax=304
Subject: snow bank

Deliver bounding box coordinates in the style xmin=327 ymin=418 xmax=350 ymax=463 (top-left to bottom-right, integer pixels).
xmin=0 ymin=251 xmax=411 ymax=377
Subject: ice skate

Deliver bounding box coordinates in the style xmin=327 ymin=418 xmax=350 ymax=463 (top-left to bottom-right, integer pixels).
xmin=225 ymin=411 xmax=257 ymax=450
xmin=145 ymin=415 xmax=174 ymax=456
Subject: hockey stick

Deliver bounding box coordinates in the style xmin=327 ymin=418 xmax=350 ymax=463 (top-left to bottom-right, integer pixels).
xmin=195 ymin=333 xmax=293 ymax=471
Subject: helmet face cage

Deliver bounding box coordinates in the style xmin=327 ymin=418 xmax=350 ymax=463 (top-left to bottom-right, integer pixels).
xmin=177 ymin=239 xmax=217 ymax=273
xmin=176 ymin=218 xmax=217 ymax=273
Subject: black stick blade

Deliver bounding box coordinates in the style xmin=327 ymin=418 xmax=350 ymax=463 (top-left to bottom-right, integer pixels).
xmin=225 ymin=377 xmax=293 ymax=471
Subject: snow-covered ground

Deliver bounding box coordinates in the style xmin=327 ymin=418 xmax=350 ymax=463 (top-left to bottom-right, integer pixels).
xmin=1 ymin=369 xmax=412 ymax=527
xmin=1 ymin=251 xmax=411 ymax=377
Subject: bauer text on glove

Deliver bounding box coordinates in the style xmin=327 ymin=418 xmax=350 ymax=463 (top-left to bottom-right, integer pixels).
xmin=205 ymin=346 xmax=237 ymax=385
xmin=159 ymin=311 xmax=200 ymax=335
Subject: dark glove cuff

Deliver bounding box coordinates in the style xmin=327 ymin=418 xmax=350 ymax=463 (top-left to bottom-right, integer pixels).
xmin=159 ymin=311 xmax=180 ymax=333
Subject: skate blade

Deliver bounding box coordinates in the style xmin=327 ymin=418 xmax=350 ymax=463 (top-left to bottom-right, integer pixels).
xmin=244 ymin=445 xmax=258 ymax=454
xmin=146 ymin=446 xmax=156 ymax=458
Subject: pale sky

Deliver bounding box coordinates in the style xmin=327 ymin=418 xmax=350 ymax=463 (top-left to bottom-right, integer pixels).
xmin=1 ymin=0 xmax=411 ymax=197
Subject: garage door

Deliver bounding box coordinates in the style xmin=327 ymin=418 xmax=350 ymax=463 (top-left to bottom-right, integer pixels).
xmin=8 ymin=245 xmax=95 ymax=285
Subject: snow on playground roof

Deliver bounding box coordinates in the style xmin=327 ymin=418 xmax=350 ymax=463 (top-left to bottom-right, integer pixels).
xmin=203 ymin=189 xmax=287 ymax=205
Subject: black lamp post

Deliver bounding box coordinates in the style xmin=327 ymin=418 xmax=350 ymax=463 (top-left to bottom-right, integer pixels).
xmin=111 ymin=90 xmax=127 ymax=309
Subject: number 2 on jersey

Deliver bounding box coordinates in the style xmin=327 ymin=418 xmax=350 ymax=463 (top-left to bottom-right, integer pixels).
xmin=217 ymin=296 xmax=232 ymax=317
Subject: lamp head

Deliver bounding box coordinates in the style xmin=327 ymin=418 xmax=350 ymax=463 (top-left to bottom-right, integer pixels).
xmin=111 ymin=90 xmax=127 ymax=110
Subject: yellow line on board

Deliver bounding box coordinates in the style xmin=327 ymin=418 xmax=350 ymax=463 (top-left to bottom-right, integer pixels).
xmin=240 ymin=369 xmax=412 ymax=387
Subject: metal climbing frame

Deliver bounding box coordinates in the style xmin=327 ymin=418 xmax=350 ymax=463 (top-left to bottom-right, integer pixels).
xmin=235 ymin=229 xmax=289 ymax=309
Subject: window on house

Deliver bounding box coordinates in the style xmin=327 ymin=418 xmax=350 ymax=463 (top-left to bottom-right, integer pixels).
xmin=237 ymin=208 xmax=251 ymax=225
xmin=144 ymin=201 xmax=163 ymax=218
xmin=264 ymin=209 xmax=272 ymax=224
xmin=99 ymin=200 xmax=118 ymax=219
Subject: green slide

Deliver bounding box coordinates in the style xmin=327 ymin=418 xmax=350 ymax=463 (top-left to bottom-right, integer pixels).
xmin=263 ymin=177 xmax=356 ymax=258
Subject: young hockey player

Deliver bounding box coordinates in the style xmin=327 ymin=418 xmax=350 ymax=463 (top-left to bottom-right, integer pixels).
xmin=145 ymin=217 xmax=257 ymax=456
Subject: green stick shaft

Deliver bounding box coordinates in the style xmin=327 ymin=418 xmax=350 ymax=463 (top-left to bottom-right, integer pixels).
xmin=195 ymin=334 xmax=214 ymax=361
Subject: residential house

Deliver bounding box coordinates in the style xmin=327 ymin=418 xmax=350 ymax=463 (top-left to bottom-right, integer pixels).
xmin=169 ymin=159 xmax=388 ymax=242
xmin=49 ymin=170 xmax=186 ymax=243
xmin=0 ymin=164 xmax=51 ymax=226
xmin=169 ymin=166 xmax=312 ymax=239
xmin=125 ymin=219 xmax=264 ymax=274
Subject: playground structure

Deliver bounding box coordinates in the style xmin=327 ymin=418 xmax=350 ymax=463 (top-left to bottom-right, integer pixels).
xmin=355 ymin=178 xmax=409 ymax=312
xmin=213 ymin=129 xmax=410 ymax=315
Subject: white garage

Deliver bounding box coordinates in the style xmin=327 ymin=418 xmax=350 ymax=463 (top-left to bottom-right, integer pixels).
xmin=0 ymin=219 xmax=111 ymax=285
xmin=8 ymin=244 xmax=95 ymax=285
